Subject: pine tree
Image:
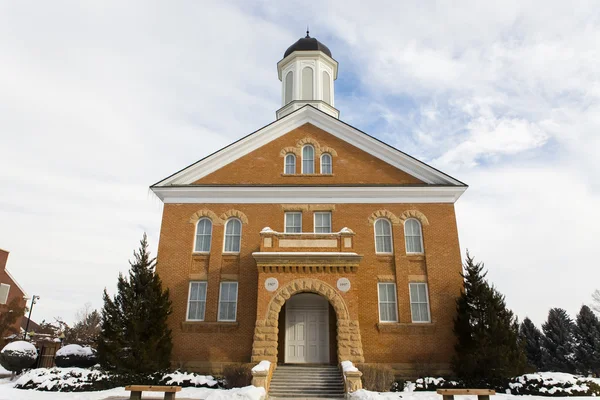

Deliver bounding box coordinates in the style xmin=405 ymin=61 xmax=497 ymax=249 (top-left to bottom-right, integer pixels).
xmin=97 ymin=233 xmax=173 ymax=373
xmin=574 ymin=305 xmax=600 ymax=375
xmin=519 ymin=317 xmax=544 ymax=371
xmin=542 ymin=308 xmax=576 ymax=373
xmin=452 ymin=251 xmax=527 ymax=380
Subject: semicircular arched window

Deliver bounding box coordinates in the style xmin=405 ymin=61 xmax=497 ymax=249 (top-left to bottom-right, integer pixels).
xmin=320 ymin=153 xmax=332 ymax=174
xmin=374 ymin=219 xmax=393 ymax=254
xmin=284 ymin=153 xmax=296 ymax=174
xmin=194 ymin=218 xmax=212 ymax=253
xmin=302 ymin=145 xmax=315 ymax=174
xmin=223 ymin=218 xmax=242 ymax=253
xmin=404 ymin=218 xmax=423 ymax=254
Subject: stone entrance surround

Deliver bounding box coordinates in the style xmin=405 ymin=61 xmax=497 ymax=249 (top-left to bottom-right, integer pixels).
xmin=251 ymin=278 xmax=365 ymax=363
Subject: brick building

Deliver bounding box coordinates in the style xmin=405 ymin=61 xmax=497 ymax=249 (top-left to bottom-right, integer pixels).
xmin=0 ymin=249 xmax=28 ymax=334
xmin=151 ymin=33 xmax=467 ymax=377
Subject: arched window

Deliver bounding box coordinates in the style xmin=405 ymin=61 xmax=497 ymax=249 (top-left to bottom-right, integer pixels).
xmin=284 ymin=153 xmax=296 ymax=174
xmin=320 ymin=153 xmax=332 ymax=174
xmin=302 ymin=67 xmax=314 ymax=100
xmin=322 ymin=71 xmax=331 ymax=104
xmin=302 ymin=145 xmax=315 ymax=174
xmin=374 ymin=219 xmax=393 ymax=254
xmin=194 ymin=218 xmax=212 ymax=252
xmin=285 ymin=71 xmax=293 ymax=104
xmin=224 ymin=218 xmax=242 ymax=253
xmin=404 ymin=219 xmax=423 ymax=254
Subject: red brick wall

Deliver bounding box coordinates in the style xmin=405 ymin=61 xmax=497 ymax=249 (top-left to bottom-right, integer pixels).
xmin=0 ymin=249 xmax=27 ymax=335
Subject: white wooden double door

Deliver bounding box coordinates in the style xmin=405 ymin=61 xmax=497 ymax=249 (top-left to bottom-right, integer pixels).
xmin=285 ymin=306 xmax=329 ymax=363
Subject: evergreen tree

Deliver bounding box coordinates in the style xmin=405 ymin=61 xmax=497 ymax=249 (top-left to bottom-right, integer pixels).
xmin=452 ymin=252 xmax=527 ymax=380
xmin=519 ymin=317 xmax=544 ymax=371
xmin=97 ymin=234 xmax=172 ymax=373
xmin=542 ymin=308 xmax=576 ymax=373
xmin=574 ymin=305 xmax=600 ymax=375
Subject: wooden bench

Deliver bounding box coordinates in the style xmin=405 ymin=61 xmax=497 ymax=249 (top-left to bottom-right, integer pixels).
xmin=125 ymin=385 xmax=182 ymax=400
xmin=437 ymin=389 xmax=496 ymax=400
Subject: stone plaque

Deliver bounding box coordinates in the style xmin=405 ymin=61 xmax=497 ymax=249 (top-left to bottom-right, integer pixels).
xmin=337 ymin=278 xmax=351 ymax=292
xmin=265 ymin=277 xmax=279 ymax=292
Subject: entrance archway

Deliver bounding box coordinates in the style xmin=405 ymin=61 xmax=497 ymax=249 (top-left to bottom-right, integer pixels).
xmin=251 ymin=278 xmax=364 ymax=364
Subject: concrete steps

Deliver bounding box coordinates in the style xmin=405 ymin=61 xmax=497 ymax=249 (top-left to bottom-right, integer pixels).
xmin=269 ymin=365 xmax=345 ymax=399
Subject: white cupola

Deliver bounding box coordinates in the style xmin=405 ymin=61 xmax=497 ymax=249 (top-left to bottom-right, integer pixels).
xmin=276 ymin=31 xmax=339 ymax=120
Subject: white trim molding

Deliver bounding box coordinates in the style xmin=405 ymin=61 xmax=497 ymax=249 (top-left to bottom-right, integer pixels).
xmin=152 ymin=106 xmax=466 ymax=187
xmin=151 ymin=185 xmax=467 ymax=204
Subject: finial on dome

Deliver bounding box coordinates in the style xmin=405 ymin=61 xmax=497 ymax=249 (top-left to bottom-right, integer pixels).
xmin=306 ymin=26 xmax=310 ymax=38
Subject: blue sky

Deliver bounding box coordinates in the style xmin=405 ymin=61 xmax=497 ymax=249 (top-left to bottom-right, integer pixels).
xmin=0 ymin=0 xmax=598 ymax=327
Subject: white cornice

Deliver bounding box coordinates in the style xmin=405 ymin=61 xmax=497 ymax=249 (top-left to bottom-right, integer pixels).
xmin=153 ymin=106 xmax=465 ymax=187
xmin=151 ymin=185 xmax=467 ymax=204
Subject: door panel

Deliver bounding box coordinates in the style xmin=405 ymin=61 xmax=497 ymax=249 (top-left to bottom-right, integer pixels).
xmin=286 ymin=308 xmax=328 ymax=363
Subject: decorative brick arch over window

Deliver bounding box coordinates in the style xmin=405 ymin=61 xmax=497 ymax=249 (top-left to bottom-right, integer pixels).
xmin=220 ymin=209 xmax=249 ymax=224
xmin=399 ymin=210 xmax=430 ymax=226
xmin=367 ymin=209 xmax=401 ymax=226
xmin=251 ymin=278 xmax=365 ymax=364
xmin=279 ymin=147 xmax=299 ymax=157
xmin=189 ymin=209 xmax=223 ymax=225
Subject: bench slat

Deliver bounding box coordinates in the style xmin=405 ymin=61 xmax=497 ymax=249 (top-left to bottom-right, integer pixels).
xmin=437 ymin=389 xmax=495 ymax=395
xmin=125 ymin=385 xmax=182 ymax=392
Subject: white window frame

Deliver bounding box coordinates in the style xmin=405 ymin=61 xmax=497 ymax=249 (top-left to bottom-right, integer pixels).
xmin=0 ymin=284 xmax=9 ymax=305
xmin=320 ymin=153 xmax=332 ymax=174
xmin=314 ymin=211 xmax=332 ymax=233
xmin=404 ymin=218 xmax=424 ymax=254
xmin=193 ymin=218 xmax=212 ymax=253
xmin=218 ymin=282 xmax=238 ymax=322
xmin=377 ymin=282 xmax=398 ymax=323
xmin=284 ymin=153 xmax=296 ymax=174
xmin=302 ymin=145 xmax=315 ymax=174
xmin=284 ymin=212 xmax=302 ymax=233
xmin=223 ymin=218 xmax=242 ymax=253
xmin=186 ymin=281 xmax=207 ymax=321
xmin=409 ymin=282 xmax=431 ymax=323
xmin=374 ymin=218 xmax=393 ymax=254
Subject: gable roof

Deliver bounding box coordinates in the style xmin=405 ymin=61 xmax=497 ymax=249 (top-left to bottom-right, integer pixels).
xmin=152 ymin=105 xmax=466 ymax=188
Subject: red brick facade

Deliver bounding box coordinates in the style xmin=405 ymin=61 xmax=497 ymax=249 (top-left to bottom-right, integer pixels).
xmin=0 ymin=249 xmax=27 ymax=335
xmin=154 ymin=122 xmax=465 ymax=377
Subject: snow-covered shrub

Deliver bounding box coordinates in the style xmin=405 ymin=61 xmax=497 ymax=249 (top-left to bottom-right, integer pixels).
xmin=0 ymin=341 xmax=37 ymax=373
xmin=159 ymin=370 xmax=220 ymax=388
xmin=222 ymin=363 xmax=253 ymax=389
xmin=55 ymin=345 xmax=97 ymax=368
xmin=357 ymin=364 xmax=395 ymax=392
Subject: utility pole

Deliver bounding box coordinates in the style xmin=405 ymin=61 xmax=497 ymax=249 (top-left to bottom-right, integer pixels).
xmin=23 ymin=295 xmax=40 ymax=340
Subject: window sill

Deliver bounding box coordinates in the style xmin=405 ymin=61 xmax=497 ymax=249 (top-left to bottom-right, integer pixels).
xmin=192 ymin=252 xmax=210 ymax=258
xmin=181 ymin=321 xmax=239 ymax=333
xmin=376 ymin=322 xmax=436 ymax=335
xmin=281 ymin=174 xmax=334 ymax=177
xmin=405 ymin=254 xmax=425 ymax=260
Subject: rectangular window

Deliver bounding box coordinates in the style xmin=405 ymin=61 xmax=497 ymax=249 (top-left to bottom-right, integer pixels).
xmin=314 ymin=212 xmax=332 ymax=233
xmin=187 ymin=282 xmax=207 ymax=321
xmin=378 ymin=283 xmax=398 ymax=322
xmin=409 ymin=283 xmax=431 ymax=323
xmin=218 ymin=282 xmax=238 ymax=322
xmin=285 ymin=212 xmax=302 ymax=233
xmin=0 ymin=284 xmax=9 ymax=305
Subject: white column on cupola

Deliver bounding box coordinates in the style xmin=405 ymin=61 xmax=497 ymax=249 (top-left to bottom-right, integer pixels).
xmin=276 ymin=30 xmax=339 ymax=119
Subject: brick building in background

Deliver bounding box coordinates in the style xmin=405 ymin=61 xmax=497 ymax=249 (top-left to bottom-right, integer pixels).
xmin=151 ymin=33 xmax=467 ymax=377
xmin=0 ymin=249 xmax=28 ymax=334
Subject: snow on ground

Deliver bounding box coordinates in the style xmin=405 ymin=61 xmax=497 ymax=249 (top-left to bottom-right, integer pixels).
xmin=349 ymin=391 xmax=596 ymax=400
xmin=0 ymin=378 xmax=265 ymax=400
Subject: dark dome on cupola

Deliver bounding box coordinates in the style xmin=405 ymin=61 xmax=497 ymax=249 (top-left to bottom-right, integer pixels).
xmin=283 ymin=31 xmax=332 ymax=58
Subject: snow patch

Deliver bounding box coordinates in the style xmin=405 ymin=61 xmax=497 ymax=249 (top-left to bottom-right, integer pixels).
xmin=341 ymin=360 xmax=358 ymax=372
xmin=162 ymin=371 xmax=218 ymax=387
xmin=56 ymin=345 xmax=94 ymax=358
xmin=204 ymin=385 xmax=265 ymax=400
xmin=1 ymin=341 xmax=36 ymax=356
xmin=251 ymin=360 xmax=271 ymax=373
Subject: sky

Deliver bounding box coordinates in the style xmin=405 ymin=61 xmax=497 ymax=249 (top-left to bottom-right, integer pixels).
xmin=1 ymin=0 xmax=599 ymax=327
